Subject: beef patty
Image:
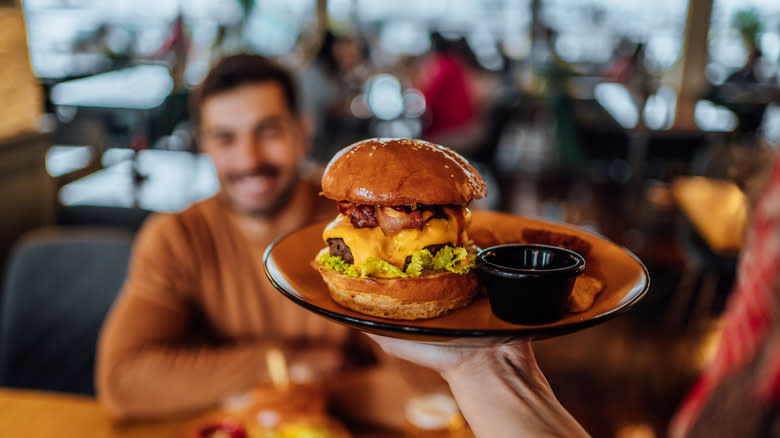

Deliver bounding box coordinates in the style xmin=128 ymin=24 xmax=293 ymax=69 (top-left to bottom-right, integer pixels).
xmin=327 ymin=239 xmax=450 ymax=272
xmin=327 ymin=237 xmax=354 ymax=264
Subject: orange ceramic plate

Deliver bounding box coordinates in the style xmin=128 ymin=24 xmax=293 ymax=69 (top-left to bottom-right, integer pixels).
xmin=264 ymin=211 xmax=649 ymax=344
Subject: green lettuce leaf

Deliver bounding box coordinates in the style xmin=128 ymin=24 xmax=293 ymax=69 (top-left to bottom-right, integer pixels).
xmin=405 ymin=249 xmax=434 ymax=277
xmin=432 ymin=246 xmax=473 ymax=274
xmin=360 ymin=257 xmax=408 ymax=278
xmin=318 ymin=246 xmax=475 ymax=279
xmin=318 ymin=253 xmax=359 ymax=277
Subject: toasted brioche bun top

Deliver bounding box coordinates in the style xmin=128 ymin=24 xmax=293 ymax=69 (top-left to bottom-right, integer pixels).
xmin=321 ymin=138 xmax=487 ymax=206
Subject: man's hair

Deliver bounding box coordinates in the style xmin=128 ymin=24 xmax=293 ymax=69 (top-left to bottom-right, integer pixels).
xmin=192 ymin=54 xmax=300 ymax=127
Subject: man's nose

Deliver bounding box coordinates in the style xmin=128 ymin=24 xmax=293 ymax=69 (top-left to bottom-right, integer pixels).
xmin=236 ymin=138 xmax=268 ymax=167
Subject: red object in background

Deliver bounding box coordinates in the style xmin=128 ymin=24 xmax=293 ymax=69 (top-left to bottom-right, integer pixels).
xmin=417 ymin=53 xmax=476 ymax=138
xmin=149 ymin=15 xmax=187 ymax=59
xmin=671 ymin=152 xmax=780 ymax=436
xmin=129 ymin=135 xmax=148 ymax=153
xmin=197 ymin=419 xmax=247 ymax=438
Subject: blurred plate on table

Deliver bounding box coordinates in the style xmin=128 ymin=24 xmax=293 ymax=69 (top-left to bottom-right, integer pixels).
xmin=264 ymin=211 xmax=649 ymax=345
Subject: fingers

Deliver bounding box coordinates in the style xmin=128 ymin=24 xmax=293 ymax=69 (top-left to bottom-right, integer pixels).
xmin=365 ymin=334 xmax=462 ymax=372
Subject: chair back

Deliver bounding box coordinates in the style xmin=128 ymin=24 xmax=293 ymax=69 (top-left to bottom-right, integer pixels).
xmin=0 ymin=228 xmax=132 ymax=395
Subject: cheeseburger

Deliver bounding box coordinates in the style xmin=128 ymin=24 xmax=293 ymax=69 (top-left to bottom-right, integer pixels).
xmin=312 ymin=138 xmax=487 ymax=320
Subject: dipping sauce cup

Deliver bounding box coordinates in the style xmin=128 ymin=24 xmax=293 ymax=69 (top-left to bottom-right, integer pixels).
xmin=476 ymin=244 xmax=585 ymax=325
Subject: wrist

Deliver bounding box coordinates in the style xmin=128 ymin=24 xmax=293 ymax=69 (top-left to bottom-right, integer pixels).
xmin=440 ymin=343 xmax=591 ymax=438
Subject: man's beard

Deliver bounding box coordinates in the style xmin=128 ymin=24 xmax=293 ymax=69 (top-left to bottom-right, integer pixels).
xmin=223 ymin=165 xmax=300 ymax=219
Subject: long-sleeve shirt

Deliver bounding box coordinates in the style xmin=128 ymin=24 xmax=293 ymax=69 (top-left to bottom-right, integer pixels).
xmin=96 ymin=184 xmax=376 ymax=420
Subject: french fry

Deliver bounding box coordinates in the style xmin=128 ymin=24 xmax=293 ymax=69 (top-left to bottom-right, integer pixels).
xmin=567 ymin=275 xmax=605 ymax=313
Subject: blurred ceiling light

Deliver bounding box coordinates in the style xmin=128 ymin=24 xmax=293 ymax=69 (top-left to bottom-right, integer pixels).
xmin=554 ymin=35 xmax=582 ymax=63
xmin=46 ymin=146 xmax=93 ymax=178
xmin=418 ymin=0 xmax=448 ymax=19
xmin=467 ymin=29 xmax=495 ymax=52
xmin=350 ymin=94 xmax=373 ymax=119
xmin=59 ymin=161 xmax=135 ymax=208
xmin=643 ymin=95 xmax=667 ymax=130
xmin=185 ymin=0 xmax=244 ymax=23
xmin=374 ymin=119 xmax=418 ymax=139
xmin=244 ymin=8 xmax=299 ymax=57
xmin=468 ymin=30 xmax=505 ymax=71
xmin=705 ymin=62 xmax=728 ymax=86
xmin=185 ymin=60 xmax=210 ymax=87
xmin=402 ymin=89 xmax=426 ymax=119
xmin=694 ymin=100 xmax=738 ymax=132
xmin=477 ymin=52 xmax=505 ymax=71
xmin=326 ymin=0 xmax=352 ymax=20
xmin=243 ymin=0 xmax=324 ymax=71
xmin=367 ymin=74 xmax=404 ymax=120
xmin=594 ymin=83 xmax=639 ymax=129
xmin=709 ymin=37 xmax=749 ymax=70
xmin=379 ymin=21 xmax=431 ymax=56
xmin=501 ymin=34 xmax=531 ymax=60
xmin=55 ymin=106 xmax=77 ymax=123
xmin=763 ymin=104 xmax=780 ymax=144
xmin=760 ymin=33 xmax=780 ymax=66
xmin=554 ymin=33 xmax=612 ymax=64
xmin=102 ymin=148 xmax=136 ymax=168
xmin=642 ymin=86 xmax=677 ymax=130
xmin=646 ymin=33 xmax=681 ymax=70
xmin=96 ymin=0 xmax=179 ymax=22
xmin=106 ymin=28 xmax=133 ymax=54
xmin=50 ymin=65 xmax=173 ymax=110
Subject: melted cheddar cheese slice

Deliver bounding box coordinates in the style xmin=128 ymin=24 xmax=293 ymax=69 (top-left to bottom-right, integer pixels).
xmin=322 ymin=208 xmax=470 ymax=268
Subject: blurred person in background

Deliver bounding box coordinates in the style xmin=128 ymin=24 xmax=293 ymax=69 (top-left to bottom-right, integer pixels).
xmin=370 ymin=148 xmax=780 ymax=437
xmin=416 ymin=32 xmax=481 ymax=154
xmin=147 ymin=12 xmax=191 ymax=92
xmin=536 ymin=26 xmax=584 ymax=171
xmin=301 ymin=30 xmax=372 ymax=164
xmin=707 ymin=10 xmax=774 ymax=144
xmin=603 ymin=40 xmax=655 ymax=119
xmin=96 ymin=54 xmax=384 ymax=421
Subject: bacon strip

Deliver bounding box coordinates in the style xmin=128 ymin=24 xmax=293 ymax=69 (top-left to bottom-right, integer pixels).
xmin=338 ymin=201 xmax=378 ymax=228
xmin=376 ymin=206 xmax=423 ymax=235
xmin=337 ymin=202 xmax=458 ymax=235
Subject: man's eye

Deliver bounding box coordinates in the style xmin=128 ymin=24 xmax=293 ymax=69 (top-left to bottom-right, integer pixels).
xmin=258 ymin=125 xmax=282 ymax=138
xmin=215 ymin=135 xmax=234 ymax=146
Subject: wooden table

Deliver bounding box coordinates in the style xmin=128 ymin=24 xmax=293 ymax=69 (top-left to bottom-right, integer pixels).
xmin=0 ymin=388 xmax=469 ymax=438
xmin=0 ymin=389 xmax=192 ymax=438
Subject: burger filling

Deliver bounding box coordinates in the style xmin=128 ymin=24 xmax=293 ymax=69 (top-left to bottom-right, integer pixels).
xmin=319 ymin=204 xmax=475 ymax=278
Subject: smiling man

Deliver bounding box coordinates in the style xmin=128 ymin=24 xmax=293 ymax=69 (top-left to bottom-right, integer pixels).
xmin=201 ymin=80 xmax=303 ymax=218
xmin=95 ymin=55 xmax=374 ymax=420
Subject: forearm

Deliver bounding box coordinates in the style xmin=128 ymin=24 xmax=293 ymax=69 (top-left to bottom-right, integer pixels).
xmin=98 ymin=340 xmax=286 ymax=420
xmin=442 ymin=345 xmax=590 ymax=438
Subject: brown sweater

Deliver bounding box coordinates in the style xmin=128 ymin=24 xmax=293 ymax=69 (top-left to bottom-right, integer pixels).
xmin=96 ymin=184 xmax=379 ymax=420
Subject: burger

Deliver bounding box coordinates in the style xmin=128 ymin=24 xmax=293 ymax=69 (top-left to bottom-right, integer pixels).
xmin=312 ymin=138 xmax=487 ymax=320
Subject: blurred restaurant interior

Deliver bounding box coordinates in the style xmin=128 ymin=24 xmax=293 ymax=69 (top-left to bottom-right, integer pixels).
xmin=1 ymin=0 xmax=780 ymax=436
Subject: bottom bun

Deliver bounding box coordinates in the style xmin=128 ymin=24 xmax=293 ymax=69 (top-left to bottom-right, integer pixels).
xmin=314 ymin=264 xmax=482 ymax=320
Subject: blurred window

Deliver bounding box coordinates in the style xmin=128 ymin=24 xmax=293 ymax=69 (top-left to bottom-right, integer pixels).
xmin=21 ymin=0 xmax=240 ymax=79
xmin=328 ymin=0 xmax=531 ymax=60
xmin=541 ymin=0 xmax=688 ymax=69
xmin=708 ymin=0 xmax=780 ymax=82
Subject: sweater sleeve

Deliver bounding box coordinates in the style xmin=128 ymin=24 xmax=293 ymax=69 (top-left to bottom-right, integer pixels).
xmin=95 ymin=214 xmax=293 ymax=420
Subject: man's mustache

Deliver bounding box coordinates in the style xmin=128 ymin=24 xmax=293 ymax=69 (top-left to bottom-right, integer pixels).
xmin=227 ymin=165 xmax=280 ymax=183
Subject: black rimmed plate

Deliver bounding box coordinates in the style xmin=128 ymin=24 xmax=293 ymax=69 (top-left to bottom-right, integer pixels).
xmin=264 ymin=211 xmax=649 ymax=346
